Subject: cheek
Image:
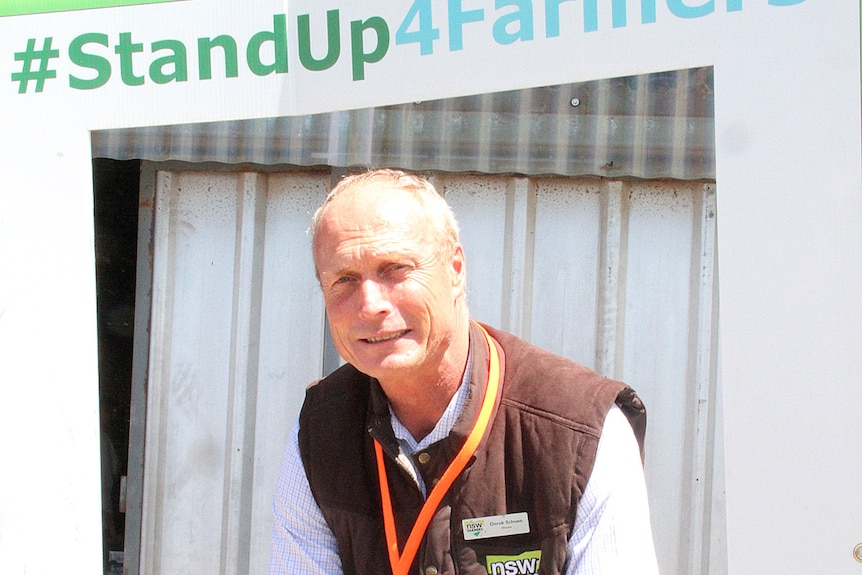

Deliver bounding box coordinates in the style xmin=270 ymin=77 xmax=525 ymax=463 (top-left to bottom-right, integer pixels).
xmin=326 ymin=317 xmax=355 ymax=357
xmin=323 ymin=296 xmax=354 ymax=329
xmin=412 ymin=289 xmax=457 ymax=327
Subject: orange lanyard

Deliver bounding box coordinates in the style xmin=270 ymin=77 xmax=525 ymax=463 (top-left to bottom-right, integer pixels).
xmin=373 ymin=324 xmax=501 ymax=575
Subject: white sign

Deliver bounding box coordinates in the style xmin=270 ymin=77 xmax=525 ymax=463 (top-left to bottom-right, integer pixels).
xmin=0 ymin=2 xmax=859 ymax=574
xmin=463 ymin=512 xmax=531 ymax=540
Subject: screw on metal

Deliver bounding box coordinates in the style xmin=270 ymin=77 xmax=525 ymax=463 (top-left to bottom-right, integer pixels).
xmin=570 ymin=97 xmax=580 ymax=107
xmin=854 ymin=543 xmax=862 ymax=563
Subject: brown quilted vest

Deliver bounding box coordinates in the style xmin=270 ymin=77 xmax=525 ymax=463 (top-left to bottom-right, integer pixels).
xmin=298 ymin=322 xmax=647 ymax=575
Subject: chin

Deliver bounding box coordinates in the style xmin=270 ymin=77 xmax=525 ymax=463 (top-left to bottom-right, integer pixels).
xmin=358 ymin=354 xmax=420 ymax=377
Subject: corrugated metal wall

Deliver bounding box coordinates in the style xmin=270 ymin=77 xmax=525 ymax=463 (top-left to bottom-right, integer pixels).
xmin=93 ymin=68 xmax=714 ymax=181
xmin=137 ymin=166 xmax=724 ymax=575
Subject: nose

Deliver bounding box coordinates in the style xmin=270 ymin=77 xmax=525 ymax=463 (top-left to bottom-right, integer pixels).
xmin=357 ymin=279 xmax=391 ymax=318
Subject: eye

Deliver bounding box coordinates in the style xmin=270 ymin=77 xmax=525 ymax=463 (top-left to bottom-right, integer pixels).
xmin=384 ymin=263 xmax=412 ymax=277
xmin=324 ymin=273 xmax=357 ymax=290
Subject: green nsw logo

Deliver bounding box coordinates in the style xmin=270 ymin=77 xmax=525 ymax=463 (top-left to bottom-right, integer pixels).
xmin=464 ymin=519 xmax=484 ymax=538
xmin=486 ymin=550 xmax=541 ymax=575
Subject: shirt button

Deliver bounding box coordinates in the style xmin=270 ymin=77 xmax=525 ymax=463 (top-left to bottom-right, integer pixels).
xmin=425 ymin=566 xmax=439 ymax=575
xmin=417 ymin=452 xmax=431 ymax=464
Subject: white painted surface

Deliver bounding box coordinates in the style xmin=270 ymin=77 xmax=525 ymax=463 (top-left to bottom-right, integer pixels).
xmin=141 ymin=168 xmax=721 ymax=575
xmin=141 ymin=170 xmax=327 ymax=575
xmin=0 ymin=2 xmax=859 ymax=574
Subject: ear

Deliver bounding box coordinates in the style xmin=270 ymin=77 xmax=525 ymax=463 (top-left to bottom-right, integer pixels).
xmin=450 ymin=243 xmax=467 ymax=296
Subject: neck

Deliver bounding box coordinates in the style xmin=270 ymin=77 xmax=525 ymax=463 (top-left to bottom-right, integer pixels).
xmin=380 ymin=321 xmax=471 ymax=442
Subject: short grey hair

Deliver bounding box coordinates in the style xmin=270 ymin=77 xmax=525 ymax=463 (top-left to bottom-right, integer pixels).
xmin=310 ymin=169 xmax=461 ymax=262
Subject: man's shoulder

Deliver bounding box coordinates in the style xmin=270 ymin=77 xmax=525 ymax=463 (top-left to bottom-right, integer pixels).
xmin=485 ymin=324 xmax=617 ymax=389
xmin=303 ymin=363 xmax=370 ymax=412
xmin=483 ymin=324 xmax=626 ymax=424
xmin=482 ymin=324 xmax=646 ymax=454
xmin=298 ymin=364 xmax=374 ymax=463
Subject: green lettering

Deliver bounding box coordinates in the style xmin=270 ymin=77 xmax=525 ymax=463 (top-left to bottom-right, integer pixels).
xmin=198 ymin=35 xmax=238 ymax=80
xmin=247 ymin=14 xmax=288 ymax=76
xmin=68 ymin=33 xmax=111 ymax=90
xmin=114 ymin=31 xmax=145 ymax=86
xmin=350 ymin=16 xmax=389 ymax=81
xmin=149 ymin=39 xmax=187 ymax=84
xmin=298 ymin=10 xmax=341 ymax=71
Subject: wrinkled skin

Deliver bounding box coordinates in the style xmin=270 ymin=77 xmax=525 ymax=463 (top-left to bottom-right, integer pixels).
xmin=313 ymin=182 xmax=470 ymax=440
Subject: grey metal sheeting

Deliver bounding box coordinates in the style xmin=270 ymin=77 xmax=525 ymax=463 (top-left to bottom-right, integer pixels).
xmin=92 ymin=67 xmax=714 ymax=180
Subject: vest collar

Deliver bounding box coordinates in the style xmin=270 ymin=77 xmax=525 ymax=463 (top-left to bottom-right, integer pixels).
xmin=365 ymin=321 xmax=506 ymax=472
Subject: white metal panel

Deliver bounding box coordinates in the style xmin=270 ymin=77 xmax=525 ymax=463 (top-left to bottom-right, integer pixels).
xmin=436 ymin=175 xmax=511 ymax=328
xmin=530 ymin=179 xmax=604 ymax=364
xmin=141 ymin=169 xmax=328 ymax=575
xmin=141 ymin=168 xmax=722 ymax=575
xmin=144 ymin=171 xmax=235 ymax=574
xmin=248 ymin=172 xmax=329 ymax=575
xmin=623 ymin=182 xmax=702 ymax=573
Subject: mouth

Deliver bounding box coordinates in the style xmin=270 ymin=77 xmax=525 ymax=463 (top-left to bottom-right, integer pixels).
xmin=362 ymin=330 xmax=408 ymax=343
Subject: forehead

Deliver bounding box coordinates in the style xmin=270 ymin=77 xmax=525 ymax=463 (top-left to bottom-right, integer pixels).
xmin=314 ymin=184 xmax=434 ymax=261
xmin=331 ymin=181 xmax=424 ymax=218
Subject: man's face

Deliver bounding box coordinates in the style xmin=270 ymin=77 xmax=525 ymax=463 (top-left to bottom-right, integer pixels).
xmin=313 ymin=183 xmax=466 ymax=382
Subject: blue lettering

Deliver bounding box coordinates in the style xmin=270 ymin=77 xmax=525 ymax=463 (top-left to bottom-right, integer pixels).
xmin=667 ymin=0 xmax=714 ymax=18
xmin=610 ymin=0 xmax=628 ymax=27
xmin=396 ymin=0 xmax=440 ymax=55
xmin=727 ymin=0 xmax=806 ymax=9
xmin=642 ymin=0 xmax=657 ymax=24
xmin=449 ymin=0 xmax=485 ymax=50
xmin=494 ymin=0 xmax=534 ymax=44
xmin=545 ymin=0 xmax=643 ymax=35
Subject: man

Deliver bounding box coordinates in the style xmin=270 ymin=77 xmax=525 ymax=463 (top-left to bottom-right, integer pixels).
xmin=270 ymin=169 xmax=659 ymax=575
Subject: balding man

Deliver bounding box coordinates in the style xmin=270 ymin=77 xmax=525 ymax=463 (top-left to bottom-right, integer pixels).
xmin=270 ymin=169 xmax=658 ymax=575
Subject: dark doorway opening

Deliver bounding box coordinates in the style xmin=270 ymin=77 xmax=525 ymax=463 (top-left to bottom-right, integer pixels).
xmin=93 ymin=158 xmax=141 ymax=575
